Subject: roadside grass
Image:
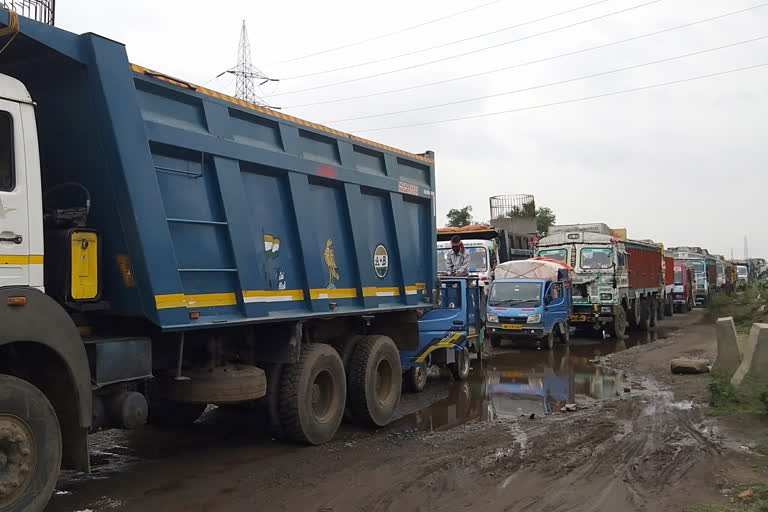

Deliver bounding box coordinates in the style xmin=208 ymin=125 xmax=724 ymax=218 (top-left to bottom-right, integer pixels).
xmin=708 ymin=287 xmax=768 ymax=335
xmin=684 ymin=485 xmax=768 ymax=512
xmin=708 ymin=373 xmax=768 ymax=416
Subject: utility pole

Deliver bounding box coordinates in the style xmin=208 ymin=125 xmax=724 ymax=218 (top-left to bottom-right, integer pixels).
xmin=217 ymin=21 xmax=278 ymax=107
xmin=745 ymin=235 xmax=749 ymax=260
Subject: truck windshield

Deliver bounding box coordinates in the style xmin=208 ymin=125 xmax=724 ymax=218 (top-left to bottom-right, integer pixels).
xmin=690 ymin=260 xmax=705 ymax=274
xmin=489 ymin=282 xmax=542 ymax=307
xmin=674 ymin=268 xmax=683 ymax=284
xmin=538 ymin=249 xmax=567 ymax=263
xmin=737 ymin=266 xmax=748 ymax=277
xmin=580 ymin=248 xmax=612 ymax=269
xmin=436 ymin=247 xmax=487 ymax=273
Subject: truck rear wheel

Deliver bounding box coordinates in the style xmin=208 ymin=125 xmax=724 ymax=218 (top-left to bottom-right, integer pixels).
xmin=0 ymin=374 xmax=61 ymax=512
xmin=449 ymin=349 xmax=470 ymax=381
xmin=655 ymin=299 xmax=663 ymax=322
xmin=627 ymin=299 xmax=641 ymax=330
xmin=664 ymin=296 xmax=674 ymax=317
xmin=638 ymin=298 xmax=652 ymax=332
xmin=279 ymin=343 xmax=346 ymax=445
xmin=348 ymin=335 xmax=402 ymax=427
xmin=404 ymin=365 xmax=428 ymax=393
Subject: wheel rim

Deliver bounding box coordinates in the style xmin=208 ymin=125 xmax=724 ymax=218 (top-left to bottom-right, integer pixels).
xmin=310 ymin=370 xmax=335 ymax=423
xmin=459 ymin=350 xmax=469 ymax=376
xmin=0 ymin=414 xmax=36 ymax=509
xmin=415 ymin=365 xmax=428 ymax=388
xmin=374 ymin=358 xmax=395 ymax=406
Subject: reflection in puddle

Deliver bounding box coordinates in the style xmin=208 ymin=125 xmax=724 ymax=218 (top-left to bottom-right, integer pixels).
xmin=391 ymin=330 xmax=667 ymax=432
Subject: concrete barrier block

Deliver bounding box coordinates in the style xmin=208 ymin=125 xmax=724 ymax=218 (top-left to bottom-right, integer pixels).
xmin=731 ymin=323 xmax=768 ymax=388
xmin=712 ymin=317 xmax=741 ymax=377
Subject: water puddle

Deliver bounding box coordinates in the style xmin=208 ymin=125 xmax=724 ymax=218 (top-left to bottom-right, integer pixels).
xmin=391 ymin=328 xmax=668 ymax=433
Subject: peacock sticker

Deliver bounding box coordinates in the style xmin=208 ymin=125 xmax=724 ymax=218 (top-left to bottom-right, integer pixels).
xmin=324 ymin=238 xmax=340 ymax=289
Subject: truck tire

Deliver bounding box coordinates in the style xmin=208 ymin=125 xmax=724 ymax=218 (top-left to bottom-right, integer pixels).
xmin=664 ymin=296 xmax=674 ymax=317
xmin=279 ymin=343 xmax=346 ymax=445
xmin=627 ymin=299 xmax=641 ymax=330
xmin=449 ymin=349 xmax=470 ymax=381
xmin=678 ymin=301 xmax=688 ymax=314
xmin=0 ymin=374 xmax=62 ymax=512
xmin=255 ymin=363 xmax=284 ymax=440
xmin=404 ymin=365 xmax=428 ymax=393
xmin=148 ymin=400 xmax=207 ymax=426
xmin=638 ymin=298 xmax=652 ymax=332
xmin=655 ymin=298 xmax=663 ymax=322
xmin=611 ymin=307 xmax=627 ymax=339
xmin=558 ymin=322 xmax=571 ymax=345
xmin=348 ymin=335 xmax=402 ymax=427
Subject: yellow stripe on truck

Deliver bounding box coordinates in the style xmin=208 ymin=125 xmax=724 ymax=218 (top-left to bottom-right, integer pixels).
xmin=0 ymin=255 xmax=44 ymax=265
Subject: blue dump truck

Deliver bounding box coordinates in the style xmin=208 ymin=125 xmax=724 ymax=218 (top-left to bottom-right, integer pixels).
xmin=0 ymin=11 xmax=436 ymax=511
xmin=485 ymin=259 xmax=573 ymax=350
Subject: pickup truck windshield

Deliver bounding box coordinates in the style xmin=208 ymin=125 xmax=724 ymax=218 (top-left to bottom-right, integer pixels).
xmin=674 ymin=268 xmax=683 ymax=284
xmin=580 ymin=248 xmax=612 ymax=269
xmin=538 ymin=249 xmax=567 ymax=263
xmin=489 ymin=282 xmax=542 ymax=307
xmin=437 ymin=247 xmax=487 ymax=273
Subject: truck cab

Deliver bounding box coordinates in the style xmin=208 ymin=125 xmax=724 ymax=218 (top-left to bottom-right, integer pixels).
xmin=485 ymin=260 xmax=572 ymax=350
xmin=436 ymin=238 xmax=497 ymax=293
xmin=401 ymin=277 xmax=484 ymax=392
xmin=672 ymin=262 xmax=696 ymax=313
xmin=736 ymin=264 xmax=749 ymax=288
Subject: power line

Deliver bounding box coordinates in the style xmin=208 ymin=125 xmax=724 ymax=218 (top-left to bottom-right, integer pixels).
xmin=286 ymin=2 xmax=768 ymax=109
xmin=268 ymin=0 xmax=506 ymax=65
xmin=265 ymin=0 xmax=664 ymax=98
xmin=352 ymin=63 xmax=768 ymax=133
xmin=326 ymin=35 xmax=768 ymax=123
xmin=281 ymin=0 xmax=613 ymax=81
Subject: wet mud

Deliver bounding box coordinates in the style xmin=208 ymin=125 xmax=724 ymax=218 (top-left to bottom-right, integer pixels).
xmin=49 ymin=322 xmax=710 ymax=512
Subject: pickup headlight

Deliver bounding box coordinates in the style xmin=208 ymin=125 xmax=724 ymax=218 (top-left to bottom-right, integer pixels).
xmin=526 ymin=314 xmax=541 ymax=323
xmin=487 ymin=313 xmax=499 ymax=323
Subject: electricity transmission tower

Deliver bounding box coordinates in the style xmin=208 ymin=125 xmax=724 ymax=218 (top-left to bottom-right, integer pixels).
xmin=217 ymin=21 xmax=278 ymax=107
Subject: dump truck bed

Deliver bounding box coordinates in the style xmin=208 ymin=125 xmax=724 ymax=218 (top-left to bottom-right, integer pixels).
xmin=0 ymin=12 xmax=435 ymax=329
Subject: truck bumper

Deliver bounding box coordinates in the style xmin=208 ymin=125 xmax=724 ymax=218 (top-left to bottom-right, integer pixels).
xmin=487 ymin=324 xmax=546 ymax=338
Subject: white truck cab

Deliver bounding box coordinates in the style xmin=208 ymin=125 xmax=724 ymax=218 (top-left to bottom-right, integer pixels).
xmin=437 ymin=239 xmax=497 ymax=291
xmin=0 ymin=74 xmax=43 ymax=290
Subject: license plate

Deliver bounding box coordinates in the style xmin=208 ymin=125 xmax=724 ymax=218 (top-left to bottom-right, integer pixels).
xmin=571 ymin=315 xmax=587 ymax=322
xmin=501 ymin=324 xmax=523 ymax=330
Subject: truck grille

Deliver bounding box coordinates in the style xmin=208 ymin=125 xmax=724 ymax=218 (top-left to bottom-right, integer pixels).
xmin=498 ymin=316 xmax=528 ymax=325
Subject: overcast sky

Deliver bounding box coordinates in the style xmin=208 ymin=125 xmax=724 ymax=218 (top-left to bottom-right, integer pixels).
xmin=57 ymin=0 xmax=767 ymax=259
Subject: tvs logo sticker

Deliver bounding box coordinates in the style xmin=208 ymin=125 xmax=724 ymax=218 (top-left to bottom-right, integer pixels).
xmin=373 ymin=244 xmax=389 ymax=279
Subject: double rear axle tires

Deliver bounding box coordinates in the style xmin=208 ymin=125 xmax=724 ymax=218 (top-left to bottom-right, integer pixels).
xmin=279 ymin=343 xmax=346 ymax=445
xmin=347 ymin=336 xmax=401 ymax=427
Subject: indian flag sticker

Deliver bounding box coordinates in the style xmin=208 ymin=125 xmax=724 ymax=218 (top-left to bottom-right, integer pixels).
xmin=373 ymin=244 xmax=389 ymax=279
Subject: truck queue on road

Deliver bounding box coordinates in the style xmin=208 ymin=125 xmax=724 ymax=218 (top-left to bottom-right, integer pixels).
xmin=1 ymin=9 xmax=768 ymax=512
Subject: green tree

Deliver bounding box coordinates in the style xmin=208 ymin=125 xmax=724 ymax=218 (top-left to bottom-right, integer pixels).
xmin=446 ymin=206 xmax=473 ymax=227
xmin=536 ymin=207 xmax=556 ymax=236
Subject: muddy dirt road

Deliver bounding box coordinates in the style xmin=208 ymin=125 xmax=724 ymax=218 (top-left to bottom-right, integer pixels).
xmin=48 ymin=310 xmax=751 ymax=512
